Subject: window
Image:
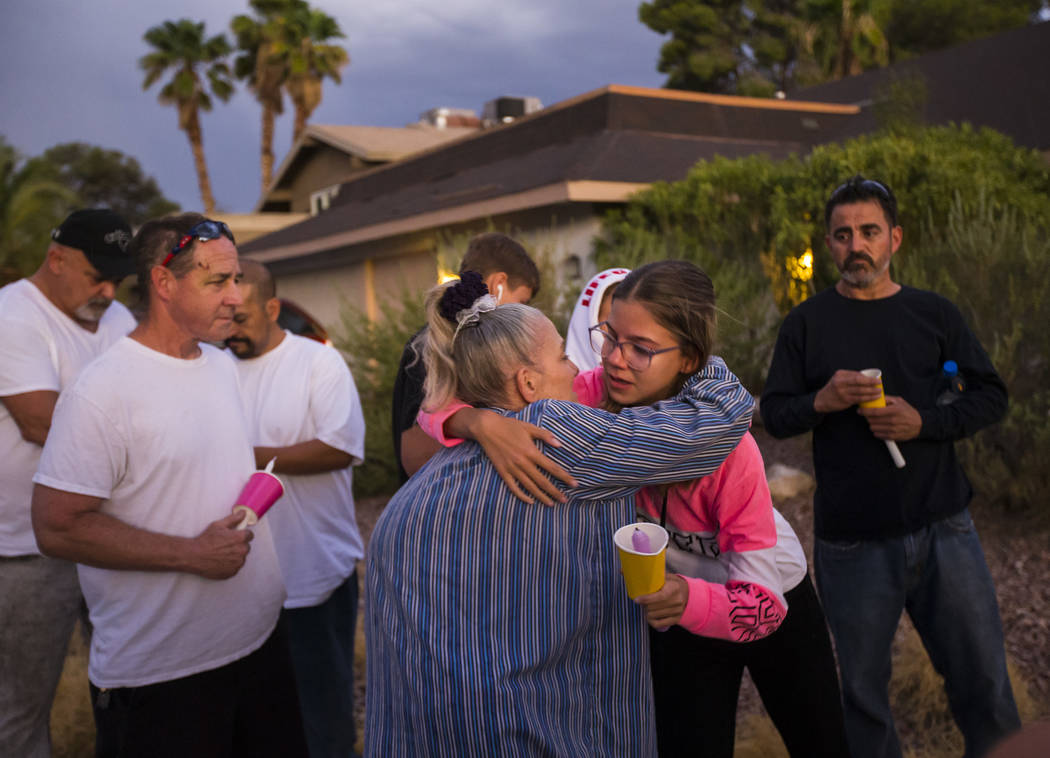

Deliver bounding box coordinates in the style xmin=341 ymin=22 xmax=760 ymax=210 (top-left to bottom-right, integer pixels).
xmin=309 ymin=185 xmax=341 ymax=216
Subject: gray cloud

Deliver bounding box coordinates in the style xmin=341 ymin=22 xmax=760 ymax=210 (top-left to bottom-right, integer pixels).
xmin=0 ymin=0 xmax=664 ymax=213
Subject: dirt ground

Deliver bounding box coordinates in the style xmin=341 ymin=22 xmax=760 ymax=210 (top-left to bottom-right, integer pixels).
xmin=52 ymin=427 xmax=1049 ymax=756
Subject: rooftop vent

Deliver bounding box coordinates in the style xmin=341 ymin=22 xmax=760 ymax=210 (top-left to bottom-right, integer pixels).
xmin=482 ymin=96 xmax=543 ymax=126
xmin=418 ymin=107 xmax=481 ymax=129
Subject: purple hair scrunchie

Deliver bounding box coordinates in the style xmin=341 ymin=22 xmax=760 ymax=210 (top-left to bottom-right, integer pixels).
xmin=438 ymin=270 xmax=489 ymax=323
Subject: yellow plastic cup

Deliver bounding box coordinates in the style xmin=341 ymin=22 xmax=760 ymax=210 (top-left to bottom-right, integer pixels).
xmin=613 ymin=523 xmax=669 ymax=599
xmin=858 ymin=368 xmax=886 ymax=408
xmin=856 ymin=368 xmax=907 ymax=468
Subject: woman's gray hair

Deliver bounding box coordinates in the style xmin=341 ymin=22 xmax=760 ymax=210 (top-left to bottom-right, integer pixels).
xmin=420 ymin=281 xmax=548 ymax=412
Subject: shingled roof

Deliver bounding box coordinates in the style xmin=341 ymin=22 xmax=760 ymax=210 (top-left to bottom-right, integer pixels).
xmin=256 ymin=123 xmax=479 ymax=212
xmin=790 ymin=20 xmax=1050 ymax=150
xmin=242 ymin=85 xmax=858 ymax=262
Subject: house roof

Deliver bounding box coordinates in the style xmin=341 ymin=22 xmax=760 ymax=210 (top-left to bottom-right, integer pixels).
xmin=242 ymin=84 xmax=858 ymax=264
xmin=256 ymin=123 xmax=479 ymax=211
xmin=789 ymin=20 xmax=1050 ymax=150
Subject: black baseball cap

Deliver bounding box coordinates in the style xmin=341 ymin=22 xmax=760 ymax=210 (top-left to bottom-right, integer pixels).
xmin=51 ymin=209 xmax=134 ymax=280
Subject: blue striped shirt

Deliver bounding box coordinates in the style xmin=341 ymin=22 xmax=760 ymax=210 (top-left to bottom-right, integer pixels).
xmin=365 ymin=357 xmax=753 ymax=756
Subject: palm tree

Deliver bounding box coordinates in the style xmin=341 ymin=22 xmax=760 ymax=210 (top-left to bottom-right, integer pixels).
xmin=232 ymin=0 xmax=304 ymax=193
xmin=280 ymin=5 xmax=349 ymax=142
xmin=0 ymin=138 xmax=77 ymax=281
xmin=140 ymin=19 xmax=234 ymax=214
xmin=802 ymin=0 xmax=889 ymax=80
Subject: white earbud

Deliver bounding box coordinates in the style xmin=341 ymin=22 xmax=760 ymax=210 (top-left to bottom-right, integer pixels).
xmin=496 ymin=284 xmax=504 ymax=303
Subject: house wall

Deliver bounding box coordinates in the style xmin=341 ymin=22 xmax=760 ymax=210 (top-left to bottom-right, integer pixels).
xmin=286 ymin=145 xmax=366 ymax=213
xmin=268 ymin=201 xmax=612 ymax=333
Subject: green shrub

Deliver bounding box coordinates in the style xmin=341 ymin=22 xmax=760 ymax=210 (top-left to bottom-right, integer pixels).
xmin=597 ymin=124 xmax=1050 ymax=512
xmin=335 ymin=281 xmax=427 ymax=498
xmin=895 ymin=193 xmax=1050 ymax=516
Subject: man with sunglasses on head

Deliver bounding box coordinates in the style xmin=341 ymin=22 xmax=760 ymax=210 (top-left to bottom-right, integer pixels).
xmin=762 ymin=177 xmax=1019 ymax=758
xmin=31 ymin=213 xmax=307 ymax=757
xmin=0 ymin=209 xmax=136 ymax=758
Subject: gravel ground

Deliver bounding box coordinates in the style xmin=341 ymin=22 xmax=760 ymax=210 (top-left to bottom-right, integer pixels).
xmin=352 ymin=426 xmax=1050 ymax=753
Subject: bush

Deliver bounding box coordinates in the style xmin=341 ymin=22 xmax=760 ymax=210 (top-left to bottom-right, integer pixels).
xmin=895 ymin=193 xmax=1050 ymax=516
xmin=335 ymin=281 xmax=427 ymax=498
xmin=597 ymin=124 xmax=1050 ymax=512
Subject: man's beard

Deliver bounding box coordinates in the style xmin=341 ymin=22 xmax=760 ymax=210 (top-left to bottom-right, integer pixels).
xmin=225 ymin=337 xmax=257 ymax=358
xmin=840 ymin=252 xmax=889 ymax=288
xmin=74 ymin=297 xmax=112 ymax=322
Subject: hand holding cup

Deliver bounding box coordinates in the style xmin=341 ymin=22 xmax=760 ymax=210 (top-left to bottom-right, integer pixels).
xmin=857 ymin=369 xmax=906 ymax=468
xmin=233 ymin=458 xmax=285 ymax=529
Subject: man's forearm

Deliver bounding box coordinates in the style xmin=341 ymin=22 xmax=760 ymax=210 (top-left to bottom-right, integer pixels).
xmin=759 ymin=391 xmax=823 ymax=439
xmin=1 ymin=390 xmax=59 ymax=446
xmin=33 ymin=491 xmax=197 ymax=573
xmin=255 ymin=439 xmax=354 ymax=475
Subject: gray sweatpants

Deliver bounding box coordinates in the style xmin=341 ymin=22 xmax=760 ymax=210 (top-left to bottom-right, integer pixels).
xmin=0 ymin=554 xmax=82 ymax=758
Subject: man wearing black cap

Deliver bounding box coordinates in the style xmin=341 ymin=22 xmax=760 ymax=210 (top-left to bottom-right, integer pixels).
xmin=0 ymin=208 xmax=136 ymax=757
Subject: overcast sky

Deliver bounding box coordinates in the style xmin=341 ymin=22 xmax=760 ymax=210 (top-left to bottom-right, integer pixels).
xmin=0 ymin=0 xmax=666 ymax=213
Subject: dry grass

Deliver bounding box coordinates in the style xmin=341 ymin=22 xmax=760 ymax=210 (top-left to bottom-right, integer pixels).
xmin=733 ymin=617 xmax=1045 ymax=758
xmin=51 ymin=623 xmax=93 ymax=757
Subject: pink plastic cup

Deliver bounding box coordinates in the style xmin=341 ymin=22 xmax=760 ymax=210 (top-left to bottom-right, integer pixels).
xmin=233 ymin=470 xmax=284 ymax=529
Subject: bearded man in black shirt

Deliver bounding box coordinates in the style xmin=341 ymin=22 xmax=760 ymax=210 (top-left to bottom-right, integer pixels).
xmin=761 ymin=176 xmax=1020 ymax=758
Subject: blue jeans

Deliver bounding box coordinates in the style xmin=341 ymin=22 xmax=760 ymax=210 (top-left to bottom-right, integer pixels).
xmin=815 ymin=509 xmax=1020 ymax=758
xmin=281 ymin=570 xmax=359 ymax=758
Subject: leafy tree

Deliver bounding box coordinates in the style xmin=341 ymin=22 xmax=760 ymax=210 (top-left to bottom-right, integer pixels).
xmin=886 ymin=0 xmax=1046 ymax=60
xmin=24 ymin=143 xmax=178 ymax=227
xmin=639 ymin=1 xmax=759 ymax=94
xmin=280 ymin=4 xmax=349 ymax=142
xmin=0 ymin=138 xmax=77 ymax=281
xmin=639 ymin=1 xmax=1043 ymax=95
xmin=800 ymin=0 xmax=890 ymax=80
xmin=232 ymin=0 xmax=303 ymax=193
xmin=140 ymin=19 xmax=234 ymax=214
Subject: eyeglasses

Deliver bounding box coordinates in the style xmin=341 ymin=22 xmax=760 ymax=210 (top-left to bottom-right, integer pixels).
xmin=589 ymin=323 xmax=681 ymax=371
xmin=162 ymin=220 xmax=235 ymax=267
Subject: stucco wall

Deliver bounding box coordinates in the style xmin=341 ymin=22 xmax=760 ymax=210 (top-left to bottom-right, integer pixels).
xmin=269 ymin=201 xmax=612 ymax=333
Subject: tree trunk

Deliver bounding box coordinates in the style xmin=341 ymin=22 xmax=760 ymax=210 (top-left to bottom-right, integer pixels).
xmin=836 ymin=0 xmax=855 ymax=79
xmin=184 ymin=110 xmax=216 ymax=215
xmin=261 ymin=104 xmax=275 ymax=193
xmin=293 ymin=106 xmax=307 ymax=144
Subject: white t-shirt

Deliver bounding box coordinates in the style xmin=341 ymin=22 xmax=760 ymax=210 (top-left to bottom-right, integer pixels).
xmin=0 ymin=279 xmax=135 ymax=555
xmin=33 ymin=338 xmax=285 ymax=688
xmin=233 ymin=332 xmax=365 ymax=608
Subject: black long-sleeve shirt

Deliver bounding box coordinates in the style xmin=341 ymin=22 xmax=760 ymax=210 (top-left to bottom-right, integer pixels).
xmin=761 ymin=285 xmax=1007 ymax=540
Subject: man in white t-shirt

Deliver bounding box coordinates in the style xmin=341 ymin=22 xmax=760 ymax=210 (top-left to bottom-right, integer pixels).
xmin=31 ymin=214 xmax=307 ymax=757
xmin=226 ymin=260 xmax=365 ymax=758
xmin=0 ymin=208 xmax=136 ymax=758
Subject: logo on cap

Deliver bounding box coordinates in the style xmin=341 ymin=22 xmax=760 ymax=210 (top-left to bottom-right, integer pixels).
xmin=104 ymin=230 xmax=131 ymax=251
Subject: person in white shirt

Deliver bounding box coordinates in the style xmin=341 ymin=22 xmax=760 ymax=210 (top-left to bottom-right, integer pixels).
xmin=31 ymin=213 xmax=307 ymax=757
xmin=226 ymin=260 xmax=365 ymax=758
xmin=0 ymin=208 xmax=136 ymax=758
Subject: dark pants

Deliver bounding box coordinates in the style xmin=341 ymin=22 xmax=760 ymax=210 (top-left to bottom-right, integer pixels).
xmin=91 ymin=621 xmax=308 ymax=758
xmin=281 ymin=570 xmax=359 ymax=758
xmin=815 ymin=509 xmax=1019 ymax=758
xmin=650 ymin=574 xmax=850 ymax=757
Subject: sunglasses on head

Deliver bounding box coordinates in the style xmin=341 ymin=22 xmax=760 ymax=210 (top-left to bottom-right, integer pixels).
xmin=161 ymin=220 xmax=235 ymax=267
xmin=831 ymin=178 xmax=892 ymax=201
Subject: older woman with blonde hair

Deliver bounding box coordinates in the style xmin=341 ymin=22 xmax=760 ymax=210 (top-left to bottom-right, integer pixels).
xmin=365 ymin=271 xmax=754 ymax=757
